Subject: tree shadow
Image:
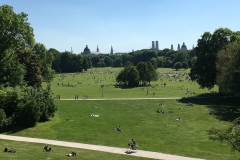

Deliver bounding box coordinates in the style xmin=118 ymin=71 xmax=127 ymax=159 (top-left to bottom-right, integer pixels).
xmin=178 ymin=96 xmax=240 ymax=122
xmin=0 ymin=125 xmax=29 ymax=134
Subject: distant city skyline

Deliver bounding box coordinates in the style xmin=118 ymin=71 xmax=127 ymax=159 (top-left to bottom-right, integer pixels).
xmin=1 ymin=0 xmax=239 ymax=53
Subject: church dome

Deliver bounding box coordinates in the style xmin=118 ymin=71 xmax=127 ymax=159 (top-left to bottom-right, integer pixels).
xmin=83 ymin=45 xmax=91 ymax=54
xmin=181 ymin=42 xmax=187 ymax=50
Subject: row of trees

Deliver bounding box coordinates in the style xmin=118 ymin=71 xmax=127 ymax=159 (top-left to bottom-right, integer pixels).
xmin=49 ymin=47 xmax=195 ymax=73
xmin=116 ymin=62 xmax=158 ymax=86
xmin=0 ymin=5 xmax=57 ymax=129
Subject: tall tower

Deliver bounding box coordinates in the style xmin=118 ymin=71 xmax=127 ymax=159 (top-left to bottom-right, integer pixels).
xmin=152 ymin=41 xmax=155 ymax=50
xmin=155 ymin=41 xmax=159 ymax=50
xmin=171 ymin=44 xmax=173 ymax=50
xmin=110 ymin=45 xmax=113 ymax=54
xmin=192 ymin=44 xmax=194 ymax=50
xmin=71 ymin=47 xmax=73 ymax=53
xmin=96 ymin=45 xmax=100 ymax=52
xmin=177 ymin=44 xmax=180 ymax=51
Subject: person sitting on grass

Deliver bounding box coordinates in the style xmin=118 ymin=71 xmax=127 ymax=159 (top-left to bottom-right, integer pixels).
xmin=66 ymin=151 xmax=76 ymax=157
xmin=43 ymin=145 xmax=52 ymax=152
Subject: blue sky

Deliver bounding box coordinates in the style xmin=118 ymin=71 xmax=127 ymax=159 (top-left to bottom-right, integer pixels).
xmin=1 ymin=0 xmax=239 ymax=53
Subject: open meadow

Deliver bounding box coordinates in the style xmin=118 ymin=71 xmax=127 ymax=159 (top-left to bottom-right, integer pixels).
xmin=46 ymin=68 xmax=218 ymax=99
xmin=2 ymin=68 xmax=239 ymax=160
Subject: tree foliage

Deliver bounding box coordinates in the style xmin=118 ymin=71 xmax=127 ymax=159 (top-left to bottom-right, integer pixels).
xmin=190 ymin=28 xmax=234 ymax=89
xmin=207 ymin=118 xmax=240 ymax=152
xmin=0 ymin=5 xmax=35 ymax=53
xmin=216 ymin=41 xmax=240 ymax=95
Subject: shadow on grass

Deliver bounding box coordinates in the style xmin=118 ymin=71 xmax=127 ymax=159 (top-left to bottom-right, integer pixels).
xmin=178 ymin=94 xmax=240 ymax=122
xmin=0 ymin=125 xmax=29 ymax=134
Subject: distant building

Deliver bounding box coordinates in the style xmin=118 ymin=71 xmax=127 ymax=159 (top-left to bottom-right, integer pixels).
xmin=110 ymin=46 xmax=114 ymax=54
xmin=171 ymin=44 xmax=173 ymax=50
xmin=96 ymin=45 xmax=100 ymax=52
xmin=181 ymin=42 xmax=187 ymax=50
xmin=177 ymin=44 xmax=180 ymax=50
xmin=151 ymin=41 xmax=159 ymax=50
xmin=82 ymin=45 xmax=91 ymax=54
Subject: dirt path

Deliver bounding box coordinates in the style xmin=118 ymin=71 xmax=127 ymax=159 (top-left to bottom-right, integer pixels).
xmin=57 ymin=96 xmax=218 ymax=101
xmin=0 ymin=134 xmax=204 ymax=160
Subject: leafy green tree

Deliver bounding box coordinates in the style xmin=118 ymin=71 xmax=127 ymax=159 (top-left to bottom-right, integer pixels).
xmin=33 ymin=43 xmax=55 ymax=82
xmin=97 ymin=61 xmax=106 ymax=67
xmin=127 ymin=66 xmax=140 ymax=86
xmin=150 ymin=58 xmax=157 ymax=69
xmin=82 ymin=56 xmax=92 ymax=71
xmin=0 ymin=109 xmax=6 ymax=128
xmin=181 ymin=61 xmax=188 ymax=69
xmin=48 ymin=48 xmax=61 ymax=72
xmin=112 ymin=58 xmax=123 ymax=67
xmin=0 ymin=49 xmax=26 ymax=87
xmin=16 ymin=50 xmax=42 ymax=87
xmin=0 ymin=5 xmax=34 ymax=53
xmin=136 ymin=62 xmax=148 ymax=85
xmin=104 ymin=56 xmax=113 ymax=67
xmin=91 ymin=56 xmax=100 ymax=67
xmin=145 ymin=62 xmax=158 ymax=84
xmin=17 ymin=100 xmax=41 ymax=127
xmin=207 ymin=118 xmax=240 ymax=152
xmin=216 ymin=41 xmax=240 ymax=95
xmin=190 ymin=28 xmax=233 ymax=89
xmin=116 ymin=65 xmax=139 ymax=86
xmin=174 ymin=62 xmax=182 ymax=70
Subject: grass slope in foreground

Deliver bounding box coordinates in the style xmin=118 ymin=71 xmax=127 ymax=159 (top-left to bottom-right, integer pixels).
xmin=3 ymin=99 xmax=240 ymax=160
xmin=0 ymin=139 xmax=151 ymax=160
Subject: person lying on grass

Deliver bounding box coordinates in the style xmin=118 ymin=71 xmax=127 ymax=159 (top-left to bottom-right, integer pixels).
xmin=114 ymin=126 xmax=121 ymax=131
xmin=66 ymin=151 xmax=76 ymax=157
xmin=66 ymin=118 xmax=74 ymax=121
xmin=91 ymin=114 xmax=99 ymax=117
xmin=176 ymin=118 xmax=182 ymax=122
xmin=4 ymin=147 xmax=16 ymax=153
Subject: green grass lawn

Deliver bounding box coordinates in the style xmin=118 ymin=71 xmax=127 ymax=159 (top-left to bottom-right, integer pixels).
xmin=0 ymin=139 xmax=151 ymax=160
xmin=3 ymin=99 xmax=240 ymax=160
xmin=45 ymin=67 xmax=217 ymax=99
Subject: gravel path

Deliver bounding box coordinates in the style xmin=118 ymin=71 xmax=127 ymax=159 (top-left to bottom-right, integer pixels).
xmin=0 ymin=134 xmax=204 ymax=160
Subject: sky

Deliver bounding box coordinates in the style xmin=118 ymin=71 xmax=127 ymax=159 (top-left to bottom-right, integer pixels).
xmin=1 ymin=0 xmax=240 ymax=53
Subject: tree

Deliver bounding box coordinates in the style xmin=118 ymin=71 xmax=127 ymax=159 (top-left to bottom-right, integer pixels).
xmin=174 ymin=62 xmax=182 ymax=70
xmin=190 ymin=28 xmax=233 ymax=89
xmin=216 ymin=41 xmax=240 ymax=95
xmin=91 ymin=56 xmax=100 ymax=67
xmin=112 ymin=58 xmax=123 ymax=67
xmin=16 ymin=50 xmax=42 ymax=87
xmin=33 ymin=43 xmax=55 ymax=82
xmin=104 ymin=56 xmax=113 ymax=67
xmin=136 ymin=62 xmax=148 ymax=85
xmin=116 ymin=65 xmax=139 ymax=86
xmin=145 ymin=62 xmax=158 ymax=84
xmin=17 ymin=100 xmax=41 ymax=127
xmin=181 ymin=61 xmax=188 ymax=69
xmin=0 ymin=49 xmax=26 ymax=87
xmin=207 ymin=118 xmax=240 ymax=152
xmin=48 ymin=48 xmax=61 ymax=72
xmin=0 ymin=5 xmax=34 ymax=53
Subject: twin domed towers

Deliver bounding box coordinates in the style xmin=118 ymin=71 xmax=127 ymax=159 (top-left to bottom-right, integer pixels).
xmin=152 ymin=41 xmax=189 ymax=51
